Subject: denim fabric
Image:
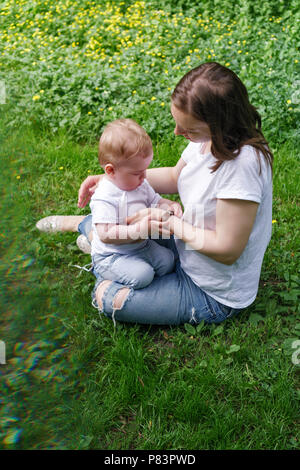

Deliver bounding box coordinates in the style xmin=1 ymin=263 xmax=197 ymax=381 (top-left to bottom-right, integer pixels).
xmin=79 ymin=214 xmax=243 ymax=325
xmin=92 ymin=239 xmax=175 ymax=289
xmin=78 ymin=214 xmax=93 ymax=239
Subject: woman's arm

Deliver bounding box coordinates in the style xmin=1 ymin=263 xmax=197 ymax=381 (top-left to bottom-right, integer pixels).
xmin=167 ymin=199 xmax=259 ymax=265
xmin=146 ymin=158 xmax=186 ymax=194
xmin=128 ymin=199 xmax=258 ymax=265
xmin=77 ymin=174 xmax=103 ymax=208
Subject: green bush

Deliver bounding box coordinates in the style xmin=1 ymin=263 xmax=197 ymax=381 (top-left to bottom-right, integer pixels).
xmin=0 ymin=0 xmax=299 ymax=145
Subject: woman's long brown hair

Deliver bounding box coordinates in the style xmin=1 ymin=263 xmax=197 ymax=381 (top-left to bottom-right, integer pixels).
xmin=171 ymin=62 xmax=273 ymax=173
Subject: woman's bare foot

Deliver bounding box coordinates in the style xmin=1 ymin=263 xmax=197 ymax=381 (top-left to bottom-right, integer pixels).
xmin=36 ymin=215 xmax=85 ymax=232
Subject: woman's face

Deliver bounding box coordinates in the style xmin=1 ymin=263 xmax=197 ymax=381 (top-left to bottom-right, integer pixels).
xmin=171 ymin=103 xmax=211 ymax=143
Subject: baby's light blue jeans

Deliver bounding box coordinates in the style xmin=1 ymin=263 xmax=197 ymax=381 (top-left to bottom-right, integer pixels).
xmin=92 ymin=239 xmax=175 ymax=289
xmin=79 ymin=215 xmax=243 ymax=326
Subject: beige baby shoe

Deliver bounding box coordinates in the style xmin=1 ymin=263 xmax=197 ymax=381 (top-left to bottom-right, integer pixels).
xmin=76 ymin=235 xmax=91 ymax=254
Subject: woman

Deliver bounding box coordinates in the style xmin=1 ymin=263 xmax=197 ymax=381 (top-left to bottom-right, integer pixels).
xmin=37 ymin=62 xmax=273 ymax=325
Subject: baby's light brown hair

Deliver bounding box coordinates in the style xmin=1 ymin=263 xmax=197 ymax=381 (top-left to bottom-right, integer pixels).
xmin=98 ymin=118 xmax=152 ymax=167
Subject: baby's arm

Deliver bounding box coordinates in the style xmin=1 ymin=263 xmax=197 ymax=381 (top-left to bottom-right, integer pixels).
xmin=96 ymin=222 xmax=148 ymax=245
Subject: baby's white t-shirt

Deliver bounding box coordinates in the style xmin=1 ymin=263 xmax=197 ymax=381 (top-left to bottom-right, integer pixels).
xmin=90 ymin=177 xmax=161 ymax=256
xmin=176 ymin=142 xmax=273 ymax=309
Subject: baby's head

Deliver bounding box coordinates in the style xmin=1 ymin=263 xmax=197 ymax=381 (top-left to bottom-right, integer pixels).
xmin=98 ymin=119 xmax=153 ymax=191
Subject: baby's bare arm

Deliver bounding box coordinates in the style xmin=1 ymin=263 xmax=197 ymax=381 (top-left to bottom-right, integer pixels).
xmin=96 ymin=222 xmax=148 ymax=245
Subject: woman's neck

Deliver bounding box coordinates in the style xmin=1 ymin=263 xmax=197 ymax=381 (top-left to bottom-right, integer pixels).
xmin=201 ymin=140 xmax=212 ymax=154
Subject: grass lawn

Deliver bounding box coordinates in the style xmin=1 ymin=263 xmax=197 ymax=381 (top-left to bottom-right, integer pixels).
xmin=0 ymin=0 xmax=299 ymax=450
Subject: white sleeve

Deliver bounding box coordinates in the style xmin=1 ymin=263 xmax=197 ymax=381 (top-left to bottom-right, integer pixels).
xmin=90 ymin=199 xmax=118 ymax=224
xmin=215 ymin=147 xmax=264 ymax=203
xmin=144 ymin=180 xmax=162 ymax=207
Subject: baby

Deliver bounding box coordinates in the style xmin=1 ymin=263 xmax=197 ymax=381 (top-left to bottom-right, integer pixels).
xmin=90 ymin=118 xmax=182 ymax=289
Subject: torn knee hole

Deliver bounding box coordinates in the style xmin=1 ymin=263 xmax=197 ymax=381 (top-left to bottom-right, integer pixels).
xmin=113 ymin=287 xmax=130 ymax=310
xmin=95 ymin=281 xmax=130 ymax=311
xmin=96 ymin=280 xmax=112 ymax=310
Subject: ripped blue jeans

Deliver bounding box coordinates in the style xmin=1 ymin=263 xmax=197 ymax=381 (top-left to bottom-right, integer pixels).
xmin=79 ymin=215 xmax=243 ymax=326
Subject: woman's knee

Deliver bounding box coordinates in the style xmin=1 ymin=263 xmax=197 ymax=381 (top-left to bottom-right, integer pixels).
xmin=95 ymin=280 xmax=131 ymax=310
xmin=113 ymin=287 xmax=131 ymax=309
xmin=95 ymin=280 xmax=112 ymax=310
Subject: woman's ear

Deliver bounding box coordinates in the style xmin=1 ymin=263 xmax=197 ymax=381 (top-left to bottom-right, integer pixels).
xmin=104 ymin=163 xmax=115 ymax=176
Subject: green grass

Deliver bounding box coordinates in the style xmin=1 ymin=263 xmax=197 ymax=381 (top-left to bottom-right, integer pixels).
xmin=0 ymin=117 xmax=299 ymax=450
xmin=0 ymin=0 xmax=299 ymax=451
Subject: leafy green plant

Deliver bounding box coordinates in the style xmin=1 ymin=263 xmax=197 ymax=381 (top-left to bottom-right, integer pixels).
xmin=0 ymin=0 xmax=299 ymax=145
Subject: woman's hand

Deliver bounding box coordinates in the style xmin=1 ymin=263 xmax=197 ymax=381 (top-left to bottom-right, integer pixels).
xmin=126 ymin=208 xmax=175 ymax=239
xmin=158 ymin=199 xmax=183 ymax=218
xmin=168 ymin=201 xmax=183 ymax=218
xmin=77 ymin=175 xmax=102 ymax=208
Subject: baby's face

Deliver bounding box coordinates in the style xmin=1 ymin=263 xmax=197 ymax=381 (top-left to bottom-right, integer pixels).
xmin=111 ymin=152 xmax=153 ymax=191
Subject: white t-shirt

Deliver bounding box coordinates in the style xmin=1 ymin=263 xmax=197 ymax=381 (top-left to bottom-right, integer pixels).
xmin=90 ymin=177 xmax=161 ymax=256
xmin=176 ymin=142 xmax=273 ymax=309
